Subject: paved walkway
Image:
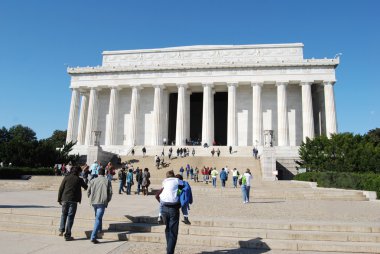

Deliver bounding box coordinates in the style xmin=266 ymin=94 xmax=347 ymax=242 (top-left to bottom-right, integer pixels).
xmin=1 ymin=183 xmax=380 ymax=253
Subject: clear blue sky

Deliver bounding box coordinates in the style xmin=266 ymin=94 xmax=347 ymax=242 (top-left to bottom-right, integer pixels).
xmin=0 ymin=0 xmax=378 ymax=139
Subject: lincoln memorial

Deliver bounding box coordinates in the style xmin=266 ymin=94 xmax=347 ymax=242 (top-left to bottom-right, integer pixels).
xmin=65 ymin=43 xmax=339 ymax=176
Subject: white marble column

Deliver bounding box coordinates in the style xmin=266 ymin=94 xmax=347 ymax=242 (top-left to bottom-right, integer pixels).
xmin=185 ymin=89 xmax=191 ymax=142
xmin=324 ymin=81 xmax=338 ymax=138
xmin=227 ymin=83 xmax=238 ymax=146
xmin=301 ymin=82 xmax=315 ymax=142
xmin=77 ymin=93 xmax=89 ymax=145
xmin=128 ymin=86 xmax=141 ymax=146
xmin=176 ymin=84 xmax=187 ymax=146
xmin=105 ymin=87 xmax=119 ymax=146
xmin=66 ymin=88 xmax=80 ymax=143
xmin=202 ymin=83 xmax=214 ymax=145
xmin=151 ymin=85 xmax=163 ymax=146
xmin=277 ymin=82 xmax=289 ymax=146
xmin=85 ymin=88 xmax=99 ymax=146
xmin=252 ymin=82 xmax=263 ymax=146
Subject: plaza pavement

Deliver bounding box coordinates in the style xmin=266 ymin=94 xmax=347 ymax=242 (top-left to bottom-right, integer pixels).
xmin=0 ymin=179 xmax=380 ymax=253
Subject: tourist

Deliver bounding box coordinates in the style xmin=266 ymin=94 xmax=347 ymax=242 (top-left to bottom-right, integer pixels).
xmin=117 ymin=167 xmax=126 ymax=194
xmin=89 ymin=160 xmax=99 ymax=180
xmin=155 ymin=155 xmax=161 ymax=169
xmin=211 ymin=148 xmax=215 ymax=157
xmin=239 ymin=168 xmax=252 ymax=204
xmin=211 ymin=167 xmax=219 ymax=188
xmin=176 ymin=174 xmax=193 ymax=225
xmin=229 ymin=146 xmax=232 ymax=154
xmin=192 ymin=148 xmax=195 ymax=156
xmin=179 ymin=166 xmax=184 ymax=177
xmin=159 ymin=170 xmax=184 ymax=254
xmin=224 ymin=166 xmax=229 ymax=181
xmin=232 ymin=168 xmax=240 ymax=188
xmin=57 ymin=166 xmax=88 ymax=241
xmin=176 ymin=148 xmax=180 ymax=157
xmin=126 ymin=168 xmax=134 ymax=195
xmin=253 ymin=147 xmax=258 ymax=159
xmin=217 ymin=148 xmax=220 ymax=157
xmin=194 ymin=167 xmax=199 ymax=182
xmin=66 ymin=161 xmax=73 ymax=173
xmin=131 ymin=148 xmax=135 ymax=156
xmin=81 ymin=164 xmax=90 ymax=184
xmin=105 ymin=162 xmax=114 ymax=182
xmin=135 ymin=167 xmax=143 ymax=195
xmin=142 ymin=168 xmax=150 ymax=196
xmin=87 ymin=168 xmax=113 ymax=244
xmin=61 ymin=163 xmax=66 ymax=176
xmin=190 ymin=166 xmax=194 ymax=180
xmin=219 ymin=168 xmax=227 ymax=188
xmin=142 ymin=147 xmax=146 ymax=157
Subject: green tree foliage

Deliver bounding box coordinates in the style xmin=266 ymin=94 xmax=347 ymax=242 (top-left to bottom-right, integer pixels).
xmin=0 ymin=125 xmax=77 ymax=167
xmin=299 ymin=131 xmax=380 ymax=173
xmin=366 ymin=128 xmax=380 ymax=146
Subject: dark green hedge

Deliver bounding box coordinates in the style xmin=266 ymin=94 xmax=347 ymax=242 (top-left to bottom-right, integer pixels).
xmin=0 ymin=167 xmax=54 ymax=179
xmin=294 ymin=171 xmax=380 ymax=198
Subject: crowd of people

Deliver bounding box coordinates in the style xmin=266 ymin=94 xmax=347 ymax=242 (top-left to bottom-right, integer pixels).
xmin=57 ymin=157 xmax=252 ymax=253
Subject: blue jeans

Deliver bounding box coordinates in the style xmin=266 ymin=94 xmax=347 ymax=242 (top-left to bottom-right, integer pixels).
xmin=241 ymin=185 xmax=251 ymax=202
xmin=221 ymin=179 xmax=226 ymax=187
xmin=119 ymin=180 xmax=124 ymax=194
xmin=233 ymin=176 xmax=238 ymax=188
xmin=212 ymin=177 xmax=217 ymax=187
xmin=161 ymin=204 xmax=180 ymax=254
xmin=59 ymin=201 xmax=77 ymax=239
xmin=181 ymin=204 xmax=189 ymax=216
xmin=91 ymin=204 xmax=106 ymax=240
xmin=137 ymin=183 xmax=141 ymax=195
xmin=126 ymin=182 xmax=132 ymax=195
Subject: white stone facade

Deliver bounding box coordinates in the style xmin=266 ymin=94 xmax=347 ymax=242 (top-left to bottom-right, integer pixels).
xmin=66 ymin=43 xmax=339 ymax=154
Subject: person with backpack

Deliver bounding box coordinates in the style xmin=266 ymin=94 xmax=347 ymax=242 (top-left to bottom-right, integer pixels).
xmin=239 ymin=168 xmax=252 ymax=204
xmin=232 ymin=168 xmax=240 ymax=188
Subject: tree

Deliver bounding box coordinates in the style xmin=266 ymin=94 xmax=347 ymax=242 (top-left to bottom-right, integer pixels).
xmin=366 ymin=128 xmax=380 ymax=146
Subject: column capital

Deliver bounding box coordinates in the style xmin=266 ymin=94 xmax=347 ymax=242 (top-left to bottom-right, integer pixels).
xmin=152 ymin=83 xmax=166 ymax=89
xmin=300 ymin=81 xmax=313 ymax=86
xmin=251 ymin=82 xmax=263 ymax=87
xmin=130 ymin=85 xmax=143 ymax=90
xmin=108 ymin=85 xmax=122 ymax=91
xmin=275 ymin=81 xmax=289 ymax=87
xmin=89 ymin=87 xmax=102 ymax=92
xmin=202 ymin=82 xmax=214 ymax=88
xmin=177 ymin=83 xmax=188 ymax=89
xmin=227 ymin=82 xmax=239 ymax=87
xmin=323 ymin=80 xmax=336 ymax=86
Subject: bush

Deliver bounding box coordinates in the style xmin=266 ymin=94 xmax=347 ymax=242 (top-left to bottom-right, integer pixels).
xmin=294 ymin=171 xmax=380 ymax=199
xmin=298 ymin=133 xmax=380 ymax=173
xmin=0 ymin=167 xmax=54 ymax=179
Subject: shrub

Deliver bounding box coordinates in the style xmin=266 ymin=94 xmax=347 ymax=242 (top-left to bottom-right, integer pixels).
xmin=0 ymin=167 xmax=54 ymax=179
xmin=294 ymin=171 xmax=380 ymax=199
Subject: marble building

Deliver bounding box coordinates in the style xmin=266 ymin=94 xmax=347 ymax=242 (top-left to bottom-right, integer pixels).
xmin=66 ymin=43 xmax=339 ymax=164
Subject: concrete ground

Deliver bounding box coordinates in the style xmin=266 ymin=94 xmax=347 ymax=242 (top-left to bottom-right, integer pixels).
xmin=1 ymin=183 xmax=380 ymax=253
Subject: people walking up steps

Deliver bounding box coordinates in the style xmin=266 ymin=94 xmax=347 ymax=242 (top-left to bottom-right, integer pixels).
xmin=87 ymin=168 xmax=113 ymax=244
xmin=239 ymin=168 xmax=252 ymax=204
xmin=57 ymin=166 xmax=88 ymax=241
xmin=158 ymin=170 xmax=184 ymax=254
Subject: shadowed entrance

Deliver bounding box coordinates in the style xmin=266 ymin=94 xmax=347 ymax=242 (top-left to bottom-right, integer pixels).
xmin=214 ymin=92 xmax=227 ymax=145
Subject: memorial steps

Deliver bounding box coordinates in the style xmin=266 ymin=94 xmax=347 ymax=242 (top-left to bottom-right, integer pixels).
xmin=0 ymin=209 xmax=379 ymax=253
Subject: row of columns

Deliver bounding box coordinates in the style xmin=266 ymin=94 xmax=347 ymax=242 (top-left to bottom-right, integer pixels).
xmin=66 ymin=81 xmax=338 ymax=147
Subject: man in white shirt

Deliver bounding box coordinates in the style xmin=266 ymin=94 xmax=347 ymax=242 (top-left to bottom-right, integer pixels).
xmin=159 ymin=170 xmax=183 ymax=254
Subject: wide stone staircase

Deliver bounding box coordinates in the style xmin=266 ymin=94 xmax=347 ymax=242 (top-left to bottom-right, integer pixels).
xmin=0 ymin=155 xmax=379 ymax=253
